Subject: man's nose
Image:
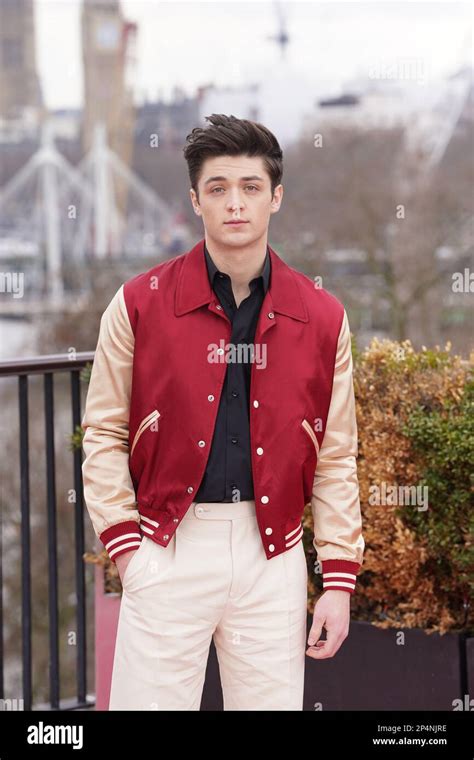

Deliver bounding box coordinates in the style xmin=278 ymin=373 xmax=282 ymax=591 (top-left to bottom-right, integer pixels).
xmin=228 ymin=196 xmax=243 ymax=215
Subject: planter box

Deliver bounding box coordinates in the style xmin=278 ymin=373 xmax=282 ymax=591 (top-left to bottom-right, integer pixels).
xmin=94 ymin=567 xmax=473 ymax=711
xmin=302 ymin=617 xmax=473 ymax=711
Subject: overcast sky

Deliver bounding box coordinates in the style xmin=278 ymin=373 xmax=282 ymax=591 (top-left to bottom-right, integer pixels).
xmin=35 ymin=1 xmax=473 ymax=109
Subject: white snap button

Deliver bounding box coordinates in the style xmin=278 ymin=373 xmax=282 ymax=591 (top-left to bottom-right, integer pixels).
xmin=208 ymin=394 xmax=214 ymax=402
xmin=173 ymin=517 xmax=179 ymax=523
xmin=217 ymin=348 xmax=224 ymax=355
xmin=198 ymin=440 xmax=206 ymax=447
xmin=253 ymin=400 xmax=259 ymax=408
xmin=216 ymin=305 xmax=222 ymax=310
xmin=269 ymin=544 xmax=275 ymax=551
xmin=261 ymin=495 xmax=269 ymax=504
xmin=265 ymin=527 xmax=272 ymax=535
xmin=268 ymin=312 xmax=274 ymax=319
xmin=163 ymin=534 xmax=169 ymax=540
xmin=256 ymin=447 xmax=263 ymax=455
xmin=187 ymin=486 xmax=194 ymax=493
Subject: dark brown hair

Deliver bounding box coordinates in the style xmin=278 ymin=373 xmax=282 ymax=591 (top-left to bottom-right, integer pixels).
xmin=183 ymin=113 xmax=283 ymax=200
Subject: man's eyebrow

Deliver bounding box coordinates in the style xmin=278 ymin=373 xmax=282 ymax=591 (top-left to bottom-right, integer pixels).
xmin=203 ymin=175 xmax=265 ymax=186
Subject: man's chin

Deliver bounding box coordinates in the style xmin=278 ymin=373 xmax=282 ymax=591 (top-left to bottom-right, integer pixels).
xmin=209 ymin=227 xmax=258 ymax=247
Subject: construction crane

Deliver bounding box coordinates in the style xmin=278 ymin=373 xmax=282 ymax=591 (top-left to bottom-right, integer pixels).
xmin=267 ymin=1 xmax=290 ymax=60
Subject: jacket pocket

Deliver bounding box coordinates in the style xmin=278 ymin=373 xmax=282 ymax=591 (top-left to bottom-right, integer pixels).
xmin=131 ymin=409 xmax=160 ymax=458
xmin=301 ymin=418 xmax=320 ymax=455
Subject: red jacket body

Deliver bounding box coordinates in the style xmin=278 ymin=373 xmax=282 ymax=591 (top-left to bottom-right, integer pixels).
xmin=81 ymin=239 xmax=365 ymax=593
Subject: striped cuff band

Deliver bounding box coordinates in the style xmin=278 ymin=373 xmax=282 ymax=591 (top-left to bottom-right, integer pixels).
xmin=100 ymin=520 xmax=142 ymax=563
xmin=321 ymin=559 xmax=360 ymax=594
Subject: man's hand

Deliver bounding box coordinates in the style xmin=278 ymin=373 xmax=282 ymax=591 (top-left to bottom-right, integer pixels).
xmin=115 ymin=549 xmax=138 ymax=583
xmin=306 ymin=590 xmax=351 ymax=659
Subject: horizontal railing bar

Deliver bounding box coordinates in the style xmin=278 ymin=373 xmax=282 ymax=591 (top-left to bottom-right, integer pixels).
xmin=1 ymin=353 xmax=470 ymax=378
xmin=0 ymin=352 xmax=94 ymax=377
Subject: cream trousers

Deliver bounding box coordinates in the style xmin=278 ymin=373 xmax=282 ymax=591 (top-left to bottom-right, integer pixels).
xmin=108 ymin=499 xmax=308 ymax=710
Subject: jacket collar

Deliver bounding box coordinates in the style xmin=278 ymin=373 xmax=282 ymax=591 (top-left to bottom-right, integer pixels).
xmin=204 ymin=241 xmax=271 ymax=295
xmin=175 ymin=238 xmax=308 ymax=323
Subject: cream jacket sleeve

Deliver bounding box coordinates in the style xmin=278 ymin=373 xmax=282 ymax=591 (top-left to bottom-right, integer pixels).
xmin=311 ymin=309 xmax=365 ymax=594
xmin=81 ymin=285 xmax=142 ymax=563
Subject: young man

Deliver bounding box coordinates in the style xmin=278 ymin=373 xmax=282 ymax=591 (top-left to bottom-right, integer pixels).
xmin=81 ymin=113 xmax=364 ymax=711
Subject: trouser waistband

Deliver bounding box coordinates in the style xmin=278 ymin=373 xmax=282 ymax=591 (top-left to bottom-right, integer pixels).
xmin=184 ymin=499 xmax=256 ymax=520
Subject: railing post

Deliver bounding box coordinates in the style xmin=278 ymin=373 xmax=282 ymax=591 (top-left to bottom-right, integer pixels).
xmin=19 ymin=374 xmax=32 ymax=711
xmin=71 ymin=369 xmax=87 ymax=705
xmin=44 ymin=372 xmax=60 ymax=708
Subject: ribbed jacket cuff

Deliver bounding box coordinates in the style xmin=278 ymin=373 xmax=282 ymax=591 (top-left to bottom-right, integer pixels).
xmin=100 ymin=520 xmax=142 ymax=563
xmin=321 ymin=559 xmax=360 ymax=594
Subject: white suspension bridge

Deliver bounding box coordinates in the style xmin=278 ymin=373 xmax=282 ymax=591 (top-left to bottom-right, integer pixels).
xmin=0 ymin=121 xmax=191 ymax=316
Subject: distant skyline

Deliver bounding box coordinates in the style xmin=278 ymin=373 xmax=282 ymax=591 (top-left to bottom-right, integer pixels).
xmin=35 ymin=1 xmax=473 ymax=109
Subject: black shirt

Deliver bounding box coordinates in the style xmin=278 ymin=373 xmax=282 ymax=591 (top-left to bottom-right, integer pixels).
xmin=194 ymin=242 xmax=271 ymax=503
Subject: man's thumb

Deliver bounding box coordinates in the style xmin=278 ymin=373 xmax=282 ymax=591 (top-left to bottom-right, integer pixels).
xmin=308 ymin=617 xmax=324 ymax=646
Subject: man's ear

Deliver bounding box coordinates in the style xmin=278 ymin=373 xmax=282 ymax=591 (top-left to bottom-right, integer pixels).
xmin=190 ymin=187 xmax=201 ymax=216
xmin=270 ymin=184 xmax=283 ymax=212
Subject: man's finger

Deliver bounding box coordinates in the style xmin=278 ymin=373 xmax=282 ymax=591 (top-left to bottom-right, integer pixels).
xmin=307 ymin=616 xmax=325 ymax=646
xmin=307 ymin=628 xmax=343 ymax=659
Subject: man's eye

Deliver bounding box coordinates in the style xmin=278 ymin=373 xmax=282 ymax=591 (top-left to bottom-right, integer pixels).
xmin=245 ymin=185 xmax=258 ymax=191
xmin=211 ymin=187 xmax=224 ymax=193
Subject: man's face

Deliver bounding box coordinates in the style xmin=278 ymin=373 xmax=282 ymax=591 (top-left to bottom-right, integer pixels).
xmin=189 ymin=154 xmax=283 ymax=248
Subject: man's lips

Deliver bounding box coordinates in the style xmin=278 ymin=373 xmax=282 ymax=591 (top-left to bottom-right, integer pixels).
xmin=224 ymin=220 xmax=249 ymax=225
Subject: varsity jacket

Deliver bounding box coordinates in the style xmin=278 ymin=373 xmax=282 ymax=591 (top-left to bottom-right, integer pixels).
xmin=81 ymin=238 xmax=365 ymax=594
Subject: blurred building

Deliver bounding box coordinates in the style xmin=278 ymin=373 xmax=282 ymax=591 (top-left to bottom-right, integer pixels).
xmin=81 ymin=0 xmax=137 ymax=216
xmin=0 ymin=0 xmax=45 ymax=135
xmin=135 ymin=86 xmax=200 ymax=148
xmin=197 ymin=83 xmax=260 ymax=126
xmin=312 ymin=66 xmax=473 ymax=158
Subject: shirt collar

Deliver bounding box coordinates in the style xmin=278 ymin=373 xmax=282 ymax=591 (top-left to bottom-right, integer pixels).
xmin=204 ymin=242 xmax=271 ymax=294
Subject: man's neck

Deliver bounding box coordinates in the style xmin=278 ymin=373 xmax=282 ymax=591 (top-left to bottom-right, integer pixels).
xmin=205 ymin=236 xmax=268 ymax=291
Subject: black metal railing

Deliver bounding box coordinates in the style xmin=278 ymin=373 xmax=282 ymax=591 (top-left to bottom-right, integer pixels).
xmin=0 ymin=352 xmax=95 ymax=711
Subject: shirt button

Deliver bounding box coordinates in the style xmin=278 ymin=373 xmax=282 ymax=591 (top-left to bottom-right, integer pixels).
xmin=187 ymin=486 xmax=194 ymax=493
xmin=163 ymin=534 xmax=169 ymax=540
xmin=208 ymin=394 xmax=214 ymax=402
xmin=269 ymin=544 xmax=275 ymax=552
xmin=231 ymin=391 xmax=238 ymax=397
xmin=253 ymin=400 xmax=259 ymax=408
xmin=268 ymin=312 xmax=274 ymax=319
xmin=256 ymin=447 xmax=263 ymax=455
xmin=261 ymin=495 xmax=269 ymax=504
xmin=198 ymin=440 xmax=206 ymax=447
xmin=216 ymin=305 xmax=223 ymax=310
xmin=231 ymin=438 xmax=238 ymax=444
xmin=265 ymin=527 xmax=272 ymax=535
xmin=173 ymin=517 xmax=179 ymax=523
xmin=217 ymin=348 xmax=224 ymax=355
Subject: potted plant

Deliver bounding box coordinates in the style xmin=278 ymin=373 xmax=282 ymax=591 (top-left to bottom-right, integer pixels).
xmin=301 ymin=339 xmax=473 ymax=710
